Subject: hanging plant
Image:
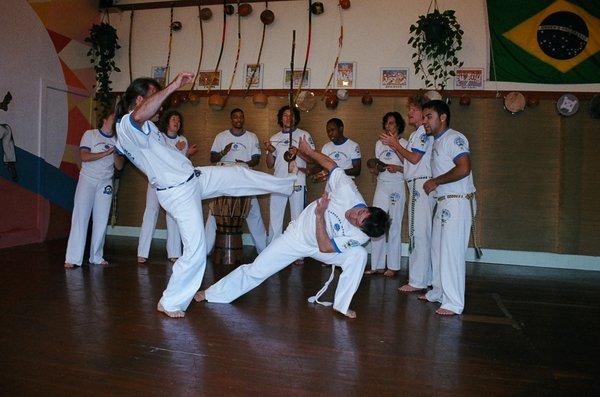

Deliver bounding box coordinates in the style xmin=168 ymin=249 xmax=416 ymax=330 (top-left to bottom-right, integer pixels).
xmin=408 ymin=2 xmax=463 ymax=90
xmin=85 ymin=22 xmax=121 ymax=120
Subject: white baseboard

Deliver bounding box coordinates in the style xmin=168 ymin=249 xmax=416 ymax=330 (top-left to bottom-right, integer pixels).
xmin=106 ymin=226 xmax=600 ymax=272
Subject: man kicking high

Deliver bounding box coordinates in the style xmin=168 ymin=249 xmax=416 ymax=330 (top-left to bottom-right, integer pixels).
xmin=195 ymin=136 xmax=390 ymax=318
xmin=115 ymin=72 xmax=296 ymax=318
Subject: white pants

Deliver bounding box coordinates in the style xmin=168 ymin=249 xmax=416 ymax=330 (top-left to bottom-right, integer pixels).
xmin=425 ymin=197 xmax=473 ymax=314
xmin=137 ymin=183 xmax=182 ymax=259
xmin=65 ymin=174 xmax=113 ymax=265
xmin=1 ymin=124 xmax=16 ymax=163
xmin=268 ymin=186 xmax=305 ymax=243
xmin=156 ymin=166 xmax=296 ymax=312
xmin=204 ymin=196 xmax=267 ymax=255
xmin=205 ymin=222 xmax=368 ymax=315
xmin=407 ymin=178 xmax=435 ymax=288
xmin=370 ymin=180 xmax=405 ymax=271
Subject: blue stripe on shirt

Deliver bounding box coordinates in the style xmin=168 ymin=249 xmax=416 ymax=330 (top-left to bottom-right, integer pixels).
xmin=331 ymin=239 xmax=342 ymax=253
xmin=453 ymin=152 xmax=469 ymax=162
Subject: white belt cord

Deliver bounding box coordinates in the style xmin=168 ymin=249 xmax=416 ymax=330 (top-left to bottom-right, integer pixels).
xmin=307 ymin=265 xmax=336 ymax=307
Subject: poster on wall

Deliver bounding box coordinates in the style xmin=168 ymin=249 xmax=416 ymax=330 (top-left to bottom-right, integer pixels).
xmin=336 ymin=61 xmax=355 ymax=88
xmin=197 ymin=70 xmax=221 ymax=89
xmin=283 ymin=69 xmax=310 ymax=88
xmin=380 ymin=68 xmax=408 ymax=89
xmin=151 ymin=66 xmax=169 ymax=88
xmin=244 ymin=64 xmax=263 ymax=89
xmin=454 ymin=68 xmax=484 ymax=89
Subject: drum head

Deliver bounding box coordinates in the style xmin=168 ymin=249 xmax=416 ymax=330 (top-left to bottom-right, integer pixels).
xmin=504 ymin=92 xmax=526 ymax=114
xmin=557 ymin=93 xmax=579 ymax=116
xmin=295 ymin=90 xmax=316 ymax=112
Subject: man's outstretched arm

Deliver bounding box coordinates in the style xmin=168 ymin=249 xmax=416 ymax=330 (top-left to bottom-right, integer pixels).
xmin=297 ymin=136 xmax=336 ymax=171
xmin=315 ymin=192 xmax=336 ymax=253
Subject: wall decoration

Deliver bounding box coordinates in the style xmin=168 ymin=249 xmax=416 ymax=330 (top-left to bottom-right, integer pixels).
xmin=245 ymin=63 xmax=263 ymax=89
xmin=284 ymin=69 xmax=310 ymax=88
xmin=454 ymin=68 xmax=484 ymax=89
xmin=197 ymin=70 xmax=221 ymax=89
xmin=336 ymin=61 xmax=355 ymax=88
xmin=151 ymin=66 xmax=169 ymax=88
xmin=408 ymin=2 xmax=464 ymax=89
xmin=380 ymin=68 xmax=408 ymax=89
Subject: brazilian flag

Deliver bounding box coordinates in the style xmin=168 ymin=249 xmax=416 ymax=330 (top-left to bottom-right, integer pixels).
xmin=488 ymin=0 xmax=600 ymax=83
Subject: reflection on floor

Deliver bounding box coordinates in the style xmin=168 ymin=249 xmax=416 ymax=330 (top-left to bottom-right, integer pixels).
xmin=0 ymin=236 xmax=599 ymax=395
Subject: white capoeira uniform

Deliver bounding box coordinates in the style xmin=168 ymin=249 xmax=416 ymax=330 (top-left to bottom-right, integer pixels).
xmin=424 ymin=128 xmax=476 ymax=314
xmin=369 ymin=137 xmax=407 ymax=272
xmin=268 ymin=128 xmax=315 ymax=242
xmin=204 ymin=129 xmax=267 ymax=254
xmin=205 ymin=167 xmax=370 ymax=315
xmin=116 ymin=113 xmax=296 ymax=312
xmin=65 ymin=129 xmax=116 ymax=266
xmin=137 ymin=133 xmax=187 ymax=260
xmin=321 ymin=138 xmax=361 ymax=177
xmin=404 ymin=125 xmax=435 ymax=289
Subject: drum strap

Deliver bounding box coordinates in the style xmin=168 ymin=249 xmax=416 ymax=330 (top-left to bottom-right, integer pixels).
xmin=307 ymin=265 xmax=336 ymax=307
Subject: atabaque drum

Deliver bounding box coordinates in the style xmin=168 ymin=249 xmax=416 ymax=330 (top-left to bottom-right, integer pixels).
xmin=210 ymin=195 xmax=251 ymax=266
xmin=210 ymin=162 xmax=251 ymax=266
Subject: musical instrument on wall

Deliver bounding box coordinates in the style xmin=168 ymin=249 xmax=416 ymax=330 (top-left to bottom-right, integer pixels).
xmin=503 ymin=91 xmax=526 ymax=114
xmin=556 ymin=93 xmax=579 ymax=117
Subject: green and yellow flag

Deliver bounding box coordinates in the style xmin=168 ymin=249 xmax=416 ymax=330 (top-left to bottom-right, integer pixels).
xmin=488 ymin=0 xmax=600 ymax=83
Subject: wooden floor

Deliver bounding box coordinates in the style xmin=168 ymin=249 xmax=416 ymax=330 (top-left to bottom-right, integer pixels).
xmin=1 ymin=237 xmax=599 ymax=396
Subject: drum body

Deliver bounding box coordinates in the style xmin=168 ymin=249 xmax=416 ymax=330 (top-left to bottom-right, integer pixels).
xmin=210 ymin=195 xmax=251 ymax=266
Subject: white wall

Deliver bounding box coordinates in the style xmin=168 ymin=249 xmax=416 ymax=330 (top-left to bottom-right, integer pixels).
xmin=1 ymin=0 xmax=66 ymax=165
xmin=111 ymin=0 xmax=599 ymax=92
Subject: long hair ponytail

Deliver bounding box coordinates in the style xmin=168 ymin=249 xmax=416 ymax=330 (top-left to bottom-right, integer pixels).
xmin=113 ymin=77 xmax=161 ymax=136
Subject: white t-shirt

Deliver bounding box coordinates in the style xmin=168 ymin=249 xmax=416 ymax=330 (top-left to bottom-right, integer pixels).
xmin=403 ymin=125 xmax=433 ymax=181
xmin=269 ymin=128 xmax=314 ymax=186
xmin=375 ymin=137 xmax=407 ymax=183
xmin=79 ymin=129 xmax=117 ymax=180
xmin=321 ymin=138 xmax=361 ymax=171
xmin=431 ymin=128 xmax=476 ymax=197
xmin=211 ymin=129 xmax=261 ymax=163
xmin=115 ymin=113 xmax=195 ymax=190
xmin=294 ymin=167 xmax=369 ymax=253
xmin=164 ymin=132 xmax=188 ymax=156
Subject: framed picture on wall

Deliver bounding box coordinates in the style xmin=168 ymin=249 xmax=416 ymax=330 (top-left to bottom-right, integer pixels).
xmin=335 ymin=61 xmax=355 ymax=88
xmin=380 ymin=68 xmax=408 ymax=89
xmin=151 ymin=66 xmax=169 ymax=88
xmin=197 ymin=70 xmax=221 ymax=89
xmin=454 ymin=68 xmax=484 ymax=89
xmin=244 ymin=63 xmax=263 ymax=89
xmin=283 ymin=69 xmax=310 ymax=88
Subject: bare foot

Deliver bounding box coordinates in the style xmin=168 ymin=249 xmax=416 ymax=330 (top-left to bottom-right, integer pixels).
xmin=193 ymin=290 xmax=206 ymax=302
xmin=364 ymin=269 xmax=384 ymax=275
xmin=137 ymin=256 xmax=147 ymax=264
xmin=417 ymin=294 xmax=429 ymax=301
xmin=157 ymin=302 xmax=185 ymax=318
xmin=383 ymin=269 xmax=397 ymax=278
xmin=64 ymin=262 xmax=76 ymax=269
xmin=100 ymin=260 xmax=108 ymax=266
xmin=168 ymin=257 xmax=178 ymax=263
xmin=399 ymin=284 xmax=424 ymax=293
xmin=436 ymin=308 xmax=457 ymax=316
xmin=293 ymin=259 xmax=304 ymax=266
xmin=335 ymin=309 xmax=357 ymax=319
